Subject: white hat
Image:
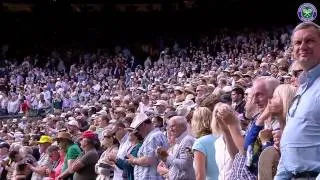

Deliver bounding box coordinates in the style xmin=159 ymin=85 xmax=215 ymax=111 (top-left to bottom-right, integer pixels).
xmin=97 ymin=110 xmax=108 ymax=115
xmin=174 ymin=86 xmax=184 ymax=92
xmin=113 ymin=96 xmax=121 ymax=101
xmin=137 ymin=87 xmax=146 ymax=92
xmin=91 ymin=114 xmax=97 ymax=119
xmin=67 ymin=119 xmax=79 ymax=128
xmin=60 ymin=113 xmax=67 ymax=118
xmin=48 ymin=114 xmax=55 ymax=118
xmin=14 ymin=132 xmax=24 ymax=142
xmin=12 ymin=119 xmax=18 ymax=123
xmin=42 ymin=118 xmax=48 ymax=123
xmin=130 ymin=113 xmax=149 ymax=129
xmin=222 ymin=86 xmax=233 ymax=93
xmin=183 ymin=100 xmax=197 ymax=109
xmin=68 ymin=117 xmax=76 ymax=121
xmin=154 ymin=100 xmax=168 ymax=107
xmin=185 ymin=94 xmax=195 ymax=101
xmin=176 ymin=106 xmax=191 ymax=117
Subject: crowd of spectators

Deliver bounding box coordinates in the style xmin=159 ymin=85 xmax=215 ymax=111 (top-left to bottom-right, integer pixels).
xmin=0 ymin=21 xmax=318 ymax=180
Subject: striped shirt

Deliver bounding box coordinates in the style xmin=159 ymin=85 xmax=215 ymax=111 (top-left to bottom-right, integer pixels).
xmin=134 ymin=128 xmax=168 ymax=180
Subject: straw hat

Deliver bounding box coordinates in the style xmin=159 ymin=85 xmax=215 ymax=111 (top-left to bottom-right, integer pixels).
xmin=55 ymin=132 xmax=73 ymax=142
xmin=154 ymin=100 xmax=168 ymax=107
xmin=130 ymin=113 xmax=149 ymax=129
xmin=37 ymin=135 xmax=53 ymax=144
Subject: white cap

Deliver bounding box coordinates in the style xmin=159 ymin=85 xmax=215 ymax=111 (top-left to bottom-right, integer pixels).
xmin=67 ymin=119 xmax=80 ymax=128
xmin=154 ymin=100 xmax=168 ymax=107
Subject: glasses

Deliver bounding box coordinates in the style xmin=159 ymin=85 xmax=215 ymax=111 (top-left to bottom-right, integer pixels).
xmin=288 ymin=94 xmax=301 ymax=118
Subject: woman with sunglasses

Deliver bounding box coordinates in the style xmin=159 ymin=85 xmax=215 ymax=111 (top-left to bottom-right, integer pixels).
xmin=95 ymin=130 xmax=119 ymax=180
xmin=108 ymin=128 xmax=143 ymax=180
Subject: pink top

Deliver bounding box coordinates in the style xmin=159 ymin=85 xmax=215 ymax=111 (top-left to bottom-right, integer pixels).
xmin=51 ymin=155 xmax=65 ymax=180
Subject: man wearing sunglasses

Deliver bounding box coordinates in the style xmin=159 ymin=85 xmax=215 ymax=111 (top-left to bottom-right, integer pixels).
xmin=275 ymin=22 xmax=320 ymax=180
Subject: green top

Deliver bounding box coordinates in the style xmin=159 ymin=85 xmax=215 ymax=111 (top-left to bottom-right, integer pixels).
xmin=62 ymin=143 xmax=82 ymax=172
xmin=115 ymin=143 xmax=142 ymax=180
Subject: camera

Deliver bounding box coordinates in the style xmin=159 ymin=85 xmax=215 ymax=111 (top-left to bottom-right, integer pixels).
xmin=17 ymin=159 xmax=33 ymax=172
xmin=98 ymin=163 xmax=112 ymax=169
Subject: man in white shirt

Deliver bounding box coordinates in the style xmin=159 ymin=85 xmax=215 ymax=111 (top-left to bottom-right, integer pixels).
xmin=138 ymin=95 xmax=151 ymax=114
xmin=7 ymin=95 xmax=20 ymax=115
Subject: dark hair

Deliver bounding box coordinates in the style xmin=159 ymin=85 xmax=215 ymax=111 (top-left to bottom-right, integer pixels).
xmin=114 ymin=121 xmax=126 ymax=129
xmin=144 ymin=119 xmax=152 ymax=125
xmin=232 ymin=86 xmax=245 ymax=97
xmin=132 ymin=131 xmax=144 ymax=142
xmin=81 ymin=109 xmax=89 ymax=116
xmin=153 ymin=116 xmax=163 ymax=124
xmin=47 ymin=145 xmax=59 ymax=154
xmin=100 ymin=115 xmax=110 ymax=123
xmin=220 ymin=93 xmax=232 ymax=104
xmin=126 ymin=105 xmax=136 ymax=113
xmin=86 ymin=136 xmax=101 ymax=150
xmin=9 ymin=150 xmax=19 ymax=161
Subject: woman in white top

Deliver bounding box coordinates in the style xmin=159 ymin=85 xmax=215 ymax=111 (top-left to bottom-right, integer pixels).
xmin=211 ymin=103 xmax=234 ymax=180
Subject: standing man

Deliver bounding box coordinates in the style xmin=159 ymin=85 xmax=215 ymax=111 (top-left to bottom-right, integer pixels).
xmin=276 ymin=22 xmax=320 ymax=179
xmin=156 ymin=116 xmax=195 ymax=180
xmin=111 ymin=121 xmax=131 ymax=180
xmin=29 ymin=135 xmax=53 ymax=180
xmin=127 ymin=113 xmax=168 ymax=180
xmin=231 ymin=86 xmax=245 ymax=115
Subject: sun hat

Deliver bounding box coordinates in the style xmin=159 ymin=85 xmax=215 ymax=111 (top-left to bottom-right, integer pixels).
xmin=55 ymin=132 xmax=73 ymax=142
xmin=130 ymin=113 xmax=149 ymax=129
xmin=67 ymin=119 xmax=80 ymax=129
xmin=37 ymin=135 xmax=53 ymax=144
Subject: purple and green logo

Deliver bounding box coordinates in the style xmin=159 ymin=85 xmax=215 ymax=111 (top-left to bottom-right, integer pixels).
xmin=297 ymin=3 xmax=317 ymax=22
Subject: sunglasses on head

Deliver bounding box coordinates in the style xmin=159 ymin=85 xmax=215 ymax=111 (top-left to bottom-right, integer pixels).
xmin=292 ymin=69 xmax=303 ymax=77
xmin=104 ymin=133 xmax=115 ymax=139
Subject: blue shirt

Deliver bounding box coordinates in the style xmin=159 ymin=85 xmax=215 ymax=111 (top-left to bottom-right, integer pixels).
xmin=134 ymin=128 xmax=168 ymax=180
xmin=279 ymin=64 xmax=320 ymax=174
xmin=192 ymin=134 xmax=219 ymax=180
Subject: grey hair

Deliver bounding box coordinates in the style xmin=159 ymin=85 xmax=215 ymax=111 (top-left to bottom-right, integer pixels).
xmin=253 ymin=76 xmax=280 ymax=97
xmin=291 ymin=21 xmax=320 ymax=41
xmin=19 ymin=146 xmax=33 ymax=156
xmin=169 ymin=116 xmax=187 ymax=128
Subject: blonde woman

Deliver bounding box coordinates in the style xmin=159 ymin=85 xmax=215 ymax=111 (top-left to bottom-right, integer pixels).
xmin=191 ymin=107 xmax=219 ymax=180
xmin=211 ymin=103 xmax=235 ymax=180
xmin=268 ymin=84 xmax=297 ymax=129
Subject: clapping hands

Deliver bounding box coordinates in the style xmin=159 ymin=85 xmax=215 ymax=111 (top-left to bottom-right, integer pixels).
xmin=156 ymin=147 xmax=169 ymax=161
xmin=259 ymin=129 xmax=273 ymax=144
xmin=215 ymin=103 xmax=237 ymax=129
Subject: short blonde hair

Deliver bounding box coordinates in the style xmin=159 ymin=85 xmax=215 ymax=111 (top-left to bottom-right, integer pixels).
xmin=191 ymin=107 xmax=212 ymax=138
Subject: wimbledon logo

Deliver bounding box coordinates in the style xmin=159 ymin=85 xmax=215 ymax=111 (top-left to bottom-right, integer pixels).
xmin=297 ymin=3 xmax=317 ymax=22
